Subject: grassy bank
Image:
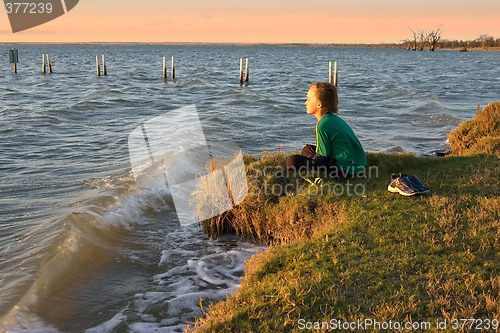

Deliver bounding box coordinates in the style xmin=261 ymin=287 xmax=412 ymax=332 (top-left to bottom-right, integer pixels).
xmin=187 ymin=105 xmax=500 ymax=332
xmin=447 ymin=102 xmax=500 ymax=156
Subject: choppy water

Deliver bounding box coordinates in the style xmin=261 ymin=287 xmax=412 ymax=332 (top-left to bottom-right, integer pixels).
xmin=0 ymin=45 xmax=499 ymax=332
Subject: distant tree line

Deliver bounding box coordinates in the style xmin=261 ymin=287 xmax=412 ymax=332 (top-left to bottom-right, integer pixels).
xmin=438 ymin=34 xmax=500 ymax=50
xmin=403 ymin=26 xmax=500 ymax=51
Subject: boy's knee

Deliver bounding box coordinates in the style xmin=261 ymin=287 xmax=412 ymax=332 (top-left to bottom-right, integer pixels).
xmin=286 ymin=155 xmax=298 ymax=170
xmin=302 ymin=144 xmax=316 ymax=157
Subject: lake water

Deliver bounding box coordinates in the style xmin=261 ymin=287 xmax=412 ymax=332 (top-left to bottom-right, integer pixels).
xmin=0 ymin=45 xmax=499 ymax=332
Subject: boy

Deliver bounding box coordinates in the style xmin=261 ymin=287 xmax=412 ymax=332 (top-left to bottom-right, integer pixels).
xmin=286 ymin=82 xmax=366 ymax=177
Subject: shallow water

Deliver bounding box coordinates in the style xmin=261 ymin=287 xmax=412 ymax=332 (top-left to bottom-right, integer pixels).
xmin=0 ymin=45 xmax=499 ymax=332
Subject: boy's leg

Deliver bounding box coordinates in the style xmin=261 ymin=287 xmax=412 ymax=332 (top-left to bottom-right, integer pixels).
xmin=286 ymin=154 xmax=313 ymax=171
xmin=287 ymin=153 xmax=330 ymax=172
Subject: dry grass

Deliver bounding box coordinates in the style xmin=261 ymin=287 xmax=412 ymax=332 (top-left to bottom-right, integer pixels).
xmin=447 ymin=102 xmax=500 ymax=156
xmin=195 ymin=150 xmax=351 ymax=244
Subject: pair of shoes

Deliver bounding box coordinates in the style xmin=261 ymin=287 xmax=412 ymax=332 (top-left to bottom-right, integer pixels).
xmin=388 ymin=173 xmax=430 ymax=196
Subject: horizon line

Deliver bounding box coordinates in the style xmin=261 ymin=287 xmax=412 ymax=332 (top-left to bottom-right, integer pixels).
xmin=0 ymin=41 xmax=408 ymax=47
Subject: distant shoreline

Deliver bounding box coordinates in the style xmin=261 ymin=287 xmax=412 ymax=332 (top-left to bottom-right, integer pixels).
xmin=1 ymin=42 xmax=498 ymax=51
xmin=0 ymin=41 xmax=401 ymax=47
xmin=439 ymin=46 xmax=500 ymax=52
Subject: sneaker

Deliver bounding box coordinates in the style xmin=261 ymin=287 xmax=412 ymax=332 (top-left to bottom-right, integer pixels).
xmin=406 ymin=175 xmax=430 ymax=194
xmin=388 ymin=175 xmax=419 ymax=196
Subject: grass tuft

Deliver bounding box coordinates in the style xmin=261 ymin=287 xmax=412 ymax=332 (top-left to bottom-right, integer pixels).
xmin=448 ymin=102 xmax=500 ymax=156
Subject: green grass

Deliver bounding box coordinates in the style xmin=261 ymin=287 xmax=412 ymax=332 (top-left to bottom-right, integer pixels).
xmin=187 ymin=103 xmax=500 ymax=332
xmin=186 ymin=150 xmax=499 ymax=332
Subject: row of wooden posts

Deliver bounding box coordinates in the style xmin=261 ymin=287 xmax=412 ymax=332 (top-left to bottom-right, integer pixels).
xmin=9 ymin=50 xmax=339 ymax=86
xmin=80 ymin=56 xmax=337 ymax=85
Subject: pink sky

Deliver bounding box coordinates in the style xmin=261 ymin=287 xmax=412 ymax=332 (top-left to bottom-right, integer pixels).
xmin=1 ymin=0 xmax=499 ymax=43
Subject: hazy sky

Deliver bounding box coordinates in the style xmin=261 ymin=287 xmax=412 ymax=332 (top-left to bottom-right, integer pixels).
xmin=1 ymin=0 xmax=499 ymax=43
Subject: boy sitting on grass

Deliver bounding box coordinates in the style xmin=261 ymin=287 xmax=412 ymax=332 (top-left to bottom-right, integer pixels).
xmin=287 ymin=82 xmax=366 ymax=178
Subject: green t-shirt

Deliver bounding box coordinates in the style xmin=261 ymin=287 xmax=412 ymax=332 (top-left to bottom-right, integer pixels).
xmin=315 ymin=113 xmax=366 ymax=175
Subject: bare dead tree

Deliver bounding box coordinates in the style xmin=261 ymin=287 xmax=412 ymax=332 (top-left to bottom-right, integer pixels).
xmin=402 ymin=38 xmax=412 ymax=50
xmin=428 ymin=25 xmax=443 ymax=51
xmin=409 ymin=29 xmax=418 ymax=51
xmin=417 ymin=29 xmax=427 ymax=51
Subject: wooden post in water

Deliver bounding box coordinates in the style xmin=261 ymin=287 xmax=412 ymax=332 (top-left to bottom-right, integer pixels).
xmin=96 ymin=55 xmax=101 ymax=76
xmin=329 ymin=61 xmax=332 ymax=84
xmin=163 ymin=57 xmax=167 ymax=79
xmin=102 ymin=55 xmax=107 ymax=75
xmin=171 ymin=56 xmax=175 ymax=80
xmin=42 ymin=54 xmax=46 ymax=74
xmin=239 ymin=58 xmax=243 ymax=85
xmin=46 ymin=54 xmax=52 ymax=74
xmin=244 ymin=58 xmax=249 ymax=83
xmin=10 ymin=48 xmax=18 ymax=74
xmin=334 ymin=61 xmax=338 ymax=86
xmin=329 ymin=61 xmax=338 ymax=86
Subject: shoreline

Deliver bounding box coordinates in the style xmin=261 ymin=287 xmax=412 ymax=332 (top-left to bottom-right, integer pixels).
xmin=2 ymin=42 xmax=499 ymax=52
xmin=439 ymin=46 xmax=500 ymax=52
xmin=0 ymin=41 xmax=402 ymax=47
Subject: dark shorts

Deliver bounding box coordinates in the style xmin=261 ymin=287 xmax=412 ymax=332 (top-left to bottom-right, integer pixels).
xmin=286 ymin=144 xmax=350 ymax=178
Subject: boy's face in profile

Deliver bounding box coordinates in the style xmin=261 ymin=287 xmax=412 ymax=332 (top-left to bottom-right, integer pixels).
xmin=305 ymin=87 xmax=321 ymax=116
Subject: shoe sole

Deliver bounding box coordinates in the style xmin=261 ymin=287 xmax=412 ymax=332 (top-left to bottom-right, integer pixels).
xmin=387 ymin=185 xmax=416 ymax=196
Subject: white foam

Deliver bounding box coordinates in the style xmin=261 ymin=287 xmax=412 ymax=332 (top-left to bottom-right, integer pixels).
xmin=95 ymin=188 xmax=171 ymax=230
xmin=85 ymin=224 xmax=266 ymax=332
xmin=84 ymin=311 xmax=126 ymax=333
xmin=159 ymin=249 xmax=197 ymax=265
xmin=134 ymin=292 xmax=170 ymax=313
xmin=128 ymin=322 xmax=186 ymax=333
